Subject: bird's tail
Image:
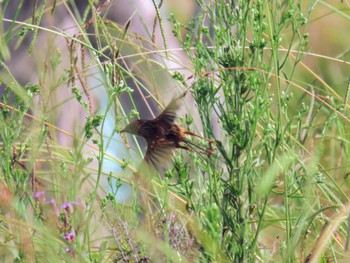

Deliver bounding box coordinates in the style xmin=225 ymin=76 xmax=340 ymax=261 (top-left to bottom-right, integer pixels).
xmin=183 ymin=138 xmax=216 ymax=156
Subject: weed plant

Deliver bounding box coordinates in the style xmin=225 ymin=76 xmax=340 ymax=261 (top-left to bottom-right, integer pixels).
xmin=0 ymin=0 xmax=350 ymax=262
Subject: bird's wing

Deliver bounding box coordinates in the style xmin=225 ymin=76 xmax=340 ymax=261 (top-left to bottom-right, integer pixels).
xmin=143 ymin=138 xmax=176 ymax=171
xmin=141 ymin=96 xmax=183 ymax=171
xmin=153 ymin=97 xmax=181 ymax=130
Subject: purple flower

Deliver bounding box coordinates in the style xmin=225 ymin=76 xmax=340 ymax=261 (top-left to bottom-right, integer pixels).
xmin=64 ymin=231 xmax=76 ymax=241
xmin=65 ymin=247 xmax=72 ymax=253
xmin=62 ymin=202 xmax=71 ymax=210
xmin=33 ymin=191 xmax=46 ymax=202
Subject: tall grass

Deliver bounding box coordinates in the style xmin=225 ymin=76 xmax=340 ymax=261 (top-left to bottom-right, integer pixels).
xmin=0 ymin=0 xmax=350 ymax=262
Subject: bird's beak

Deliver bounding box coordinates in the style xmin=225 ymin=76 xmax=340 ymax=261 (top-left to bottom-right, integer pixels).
xmin=120 ymin=122 xmax=137 ymax=135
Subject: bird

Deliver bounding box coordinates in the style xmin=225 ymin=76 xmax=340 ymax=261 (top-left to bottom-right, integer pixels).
xmin=121 ymin=95 xmax=215 ymax=171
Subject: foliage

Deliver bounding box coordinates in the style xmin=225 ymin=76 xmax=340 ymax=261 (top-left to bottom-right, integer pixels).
xmin=0 ymin=0 xmax=350 ymax=262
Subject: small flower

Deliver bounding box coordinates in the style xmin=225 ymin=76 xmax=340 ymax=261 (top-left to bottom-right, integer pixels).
xmin=65 ymin=247 xmax=72 ymax=253
xmin=62 ymin=202 xmax=71 ymax=210
xmin=33 ymin=191 xmax=46 ymax=202
xmin=64 ymin=231 xmax=76 ymax=241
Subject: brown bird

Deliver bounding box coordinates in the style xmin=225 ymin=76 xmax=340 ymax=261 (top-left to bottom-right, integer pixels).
xmin=121 ymin=96 xmax=215 ymax=170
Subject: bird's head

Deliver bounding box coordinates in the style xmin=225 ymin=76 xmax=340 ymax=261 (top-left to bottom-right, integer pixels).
xmin=120 ymin=120 xmax=142 ymax=135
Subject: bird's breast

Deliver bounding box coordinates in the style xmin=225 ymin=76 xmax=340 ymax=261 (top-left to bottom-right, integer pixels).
xmin=138 ymin=121 xmax=165 ymax=140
